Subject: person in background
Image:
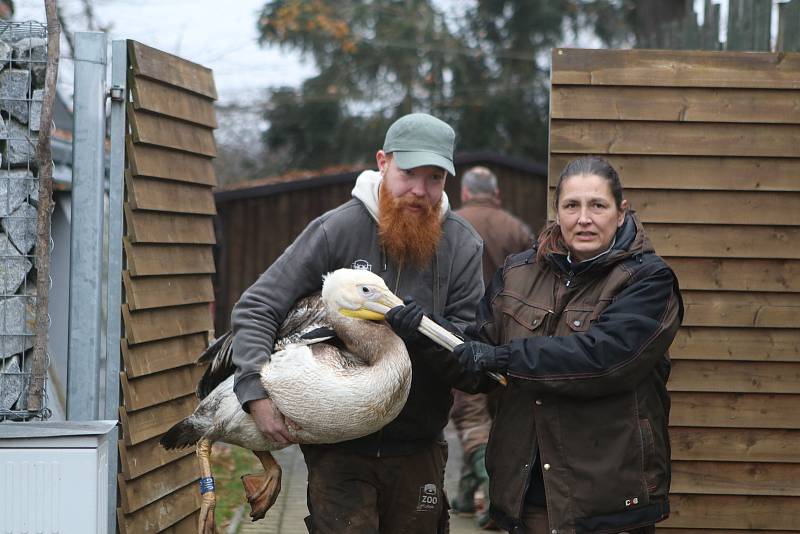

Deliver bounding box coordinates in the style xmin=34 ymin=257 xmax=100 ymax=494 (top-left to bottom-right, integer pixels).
xmin=453 ymin=156 xmax=683 ymax=534
xmin=231 ymin=113 xmax=486 ymax=533
xmin=450 ymin=166 xmax=533 ymax=529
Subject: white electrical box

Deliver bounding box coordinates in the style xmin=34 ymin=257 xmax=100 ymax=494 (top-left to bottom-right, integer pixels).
xmin=0 ymin=420 xmax=117 ymax=534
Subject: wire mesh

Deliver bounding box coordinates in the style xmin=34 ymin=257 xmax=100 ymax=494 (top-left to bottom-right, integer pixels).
xmin=0 ymin=20 xmax=50 ymax=421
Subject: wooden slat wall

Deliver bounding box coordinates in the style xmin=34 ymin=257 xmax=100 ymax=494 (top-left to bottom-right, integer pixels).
xmin=549 ymin=48 xmax=800 ymax=532
xmin=117 ymin=40 xmax=218 ymax=534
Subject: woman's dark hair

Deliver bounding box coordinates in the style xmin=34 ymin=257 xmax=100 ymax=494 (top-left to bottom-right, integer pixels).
xmin=536 ymin=156 xmax=625 ymax=262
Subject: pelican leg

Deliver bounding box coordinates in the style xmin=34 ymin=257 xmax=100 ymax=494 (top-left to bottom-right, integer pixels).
xmin=196 ymin=439 xmax=217 ymax=534
xmin=241 ymin=450 xmax=282 ymax=521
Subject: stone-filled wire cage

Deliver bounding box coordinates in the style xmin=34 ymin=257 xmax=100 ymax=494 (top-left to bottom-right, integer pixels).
xmin=0 ymin=20 xmax=48 ymax=421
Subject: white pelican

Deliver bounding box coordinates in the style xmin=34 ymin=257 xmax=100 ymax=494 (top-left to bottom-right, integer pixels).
xmin=160 ymin=268 xmax=472 ymax=533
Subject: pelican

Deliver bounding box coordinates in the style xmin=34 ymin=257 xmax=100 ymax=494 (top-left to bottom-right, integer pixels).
xmin=160 ymin=268 xmax=474 ymax=533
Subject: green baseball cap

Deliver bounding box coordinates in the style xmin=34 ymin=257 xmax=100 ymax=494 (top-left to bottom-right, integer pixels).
xmin=383 ymin=113 xmax=456 ymax=175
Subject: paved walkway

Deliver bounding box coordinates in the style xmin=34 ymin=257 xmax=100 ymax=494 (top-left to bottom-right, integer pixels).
xmin=238 ymin=423 xmax=485 ymax=534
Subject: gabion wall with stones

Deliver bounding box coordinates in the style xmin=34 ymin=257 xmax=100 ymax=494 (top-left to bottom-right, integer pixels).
xmin=0 ymin=21 xmax=47 ymax=421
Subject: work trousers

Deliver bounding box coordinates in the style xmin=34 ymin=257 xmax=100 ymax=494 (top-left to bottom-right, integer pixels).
xmin=450 ymin=389 xmax=492 ymax=456
xmin=301 ymin=440 xmax=449 ymax=534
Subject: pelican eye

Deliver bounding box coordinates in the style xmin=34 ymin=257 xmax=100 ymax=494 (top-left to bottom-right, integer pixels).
xmin=361 ymin=286 xmax=370 ymax=294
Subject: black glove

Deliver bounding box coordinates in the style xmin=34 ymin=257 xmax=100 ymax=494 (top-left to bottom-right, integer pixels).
xmin=454 ymin=341 xmax=509 ymax=374
xmin=385 ymin=297 xmax=424 ymax=342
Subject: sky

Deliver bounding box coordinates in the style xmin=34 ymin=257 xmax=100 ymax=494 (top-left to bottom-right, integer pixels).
xmin=14 ymin=0 xmax=318 ymax=104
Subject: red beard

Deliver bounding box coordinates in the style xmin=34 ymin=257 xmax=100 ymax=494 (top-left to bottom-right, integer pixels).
xmin=378 ymin=181 xmax=442 ymax=269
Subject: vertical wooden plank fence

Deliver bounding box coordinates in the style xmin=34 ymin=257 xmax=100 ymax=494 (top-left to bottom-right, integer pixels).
xmin=550 ymin=48 xmax=800 ymax=531
xmin=116 ymin=40 xmax=218 ymax=534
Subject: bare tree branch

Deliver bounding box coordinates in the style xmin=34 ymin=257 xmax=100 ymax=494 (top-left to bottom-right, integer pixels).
xmin=80 ymin=0 xmax=96 ymax=31
xmin=27 ymin=0 xmax=60 ymax=414
xmin=56 ymin=2 xmax=73 ymax=57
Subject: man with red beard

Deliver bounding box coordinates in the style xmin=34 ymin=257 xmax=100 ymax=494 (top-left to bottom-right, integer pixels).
xmin=231 ymin=113 xmax=485 ymax=533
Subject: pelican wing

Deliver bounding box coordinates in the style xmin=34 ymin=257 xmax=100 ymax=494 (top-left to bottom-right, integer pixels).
xmin=196 ymin=293 xmax=330 ymax=399
xmin=274 ymin=293 xmax=329 ymax=351
xmin=196 ymin=331 xmax=234 ymax=399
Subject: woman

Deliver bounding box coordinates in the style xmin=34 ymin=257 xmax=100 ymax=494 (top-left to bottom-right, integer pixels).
xmin=453 ymin=156 xmax=683 ymax=534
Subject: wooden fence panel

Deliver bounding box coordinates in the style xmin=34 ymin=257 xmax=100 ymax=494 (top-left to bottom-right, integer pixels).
xmin=123 ymin=303 xmax=213 ymax=345
xmin=662 ymin=495 xmax=800 ymax=530
xmin=550 ymin=120 xmax=800 ymax=158
xmin=118 ymin=436 xmax=195 ymax=480
xmin=669 ymin=360 xmax=800 ymax=393
xmin=128 ymin=40 xmax=217 ymax=98
xmin=128 ymin=104 xmax=217 ymax=157
xmin=127 ymin=139 xmax=216 ymax=186
xmin=130 ymin=75 xmax=217 ymax=128
xmin=671 ymin=327 xmax=800 ymax=362
xmin=120 ymin=394 xmax=198 ymax=447
xmin=123 ymin=272 xmax=214 ymax=311
xmin=120 ymin=364 xmax=205 ymax=412
xmin=118 ymin=40 xmax=218 ymax=533
xmin=121 ymin=334 xmax=208 ymax=378
xmin=117 ymin=482 xmax=200 ymax=534
xmin=118 ymin=454 xmax=200 ymax=513
xmin=550 ymin=48 xmax=800 ymax=531
xmin=124 ymin=204 xmax=216 ymax=244
xmin=124 ymin=239 xmax=215 ymax=277
xmin=549 ymin=154 xmax=800 ymax=191
xmin=126 ymin=173 xmax=217 ymax=215
xmin=671 ymin=461 xmax=800 ymax=496
xmin=551 ymin=86 xmax=800 ymax=124
xmin=666 ymin=258 xmax=800 ymax=292
xmin=670 ymin=427 xmax=800 ymax=463
xmin=551 ymin=48 xmax=800 ymax=89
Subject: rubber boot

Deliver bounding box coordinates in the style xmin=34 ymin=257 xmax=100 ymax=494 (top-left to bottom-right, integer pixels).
xmin=450 ymin=454 xmax=478 ymax=514
xmin=469 ymin=445 xmax=497 ymax=530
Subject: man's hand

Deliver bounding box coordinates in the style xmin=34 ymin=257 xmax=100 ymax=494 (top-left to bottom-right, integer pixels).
xmin=385 ymin=297 xmax=424 ymax=342
xmin=454 ymin=341 xmax=508 ymax=374
xmin=248 ymin=398 xmax=300 ymax=445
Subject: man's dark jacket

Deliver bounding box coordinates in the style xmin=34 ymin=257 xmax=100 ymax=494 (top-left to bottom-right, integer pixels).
xmin=475 ymin=212 xmax=683 ymax=534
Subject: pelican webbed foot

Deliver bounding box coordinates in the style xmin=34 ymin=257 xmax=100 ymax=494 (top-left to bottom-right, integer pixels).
xmin=241 ymin=450 xmax=283 ymax=521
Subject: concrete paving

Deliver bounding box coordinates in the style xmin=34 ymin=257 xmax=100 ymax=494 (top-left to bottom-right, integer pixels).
xmin=237 ymin=423 xmax=487 ymax=534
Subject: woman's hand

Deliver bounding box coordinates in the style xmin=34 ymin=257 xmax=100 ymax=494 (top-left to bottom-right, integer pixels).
xmin=248 ymin=398 xmax=300 ymax=445
xmin=454 ymin=341 xmax=508 ymax=374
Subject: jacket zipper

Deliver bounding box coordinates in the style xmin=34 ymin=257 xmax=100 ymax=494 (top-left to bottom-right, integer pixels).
xmin=379 ymin=261 xmax=402 ymax=458
xmin=374 ymin=262 xmax=403 ymax=458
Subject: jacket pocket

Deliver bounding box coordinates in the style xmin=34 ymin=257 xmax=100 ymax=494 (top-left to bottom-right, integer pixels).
xmin=564 ymin=308 xmax=593 ymax=332
xmin=498 ymin=299 xmax=548 ymax=340
xmin=639 ymin=418 xmax=658 ymax=492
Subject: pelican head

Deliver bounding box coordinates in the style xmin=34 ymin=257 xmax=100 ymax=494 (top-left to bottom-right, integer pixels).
xmin=322 ymin=268 xmax=404 ymax=321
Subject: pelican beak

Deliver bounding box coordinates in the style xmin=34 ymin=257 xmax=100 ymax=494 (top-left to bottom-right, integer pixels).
xmin=340 ymin=291 xmax=404 ymax=321
xmin=339 ymin=308 xmax=386 ymax=321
